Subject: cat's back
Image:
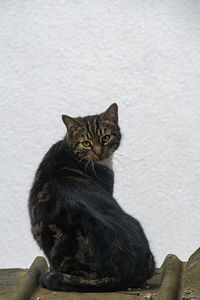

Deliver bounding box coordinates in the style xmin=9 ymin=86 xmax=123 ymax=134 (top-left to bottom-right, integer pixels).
xmin=29 ymin=140 xmax=115 ymax=219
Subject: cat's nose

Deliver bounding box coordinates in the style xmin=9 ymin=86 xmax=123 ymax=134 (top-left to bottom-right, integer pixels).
xmin=93 ymin=145 xmax=102 ymax=157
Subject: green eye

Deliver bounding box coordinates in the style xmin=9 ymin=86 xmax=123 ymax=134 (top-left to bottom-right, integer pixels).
xmin=102 ymin=135 xmax=110 ymax=143
xmin=82 ymin=141 xmax=91 ymax=148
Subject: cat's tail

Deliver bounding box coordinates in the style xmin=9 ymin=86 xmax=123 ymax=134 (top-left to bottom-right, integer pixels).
xmin=40 ymin=271 xmax=125 ymax=292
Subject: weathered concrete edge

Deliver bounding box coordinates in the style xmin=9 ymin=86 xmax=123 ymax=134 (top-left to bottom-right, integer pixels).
xmin=158 ymin=254 xmax=182 ymax=300
xmin=13 ymin=254 xmax=183 ymax=300
xmin=14 ymin=256 xmax=48 ymax=300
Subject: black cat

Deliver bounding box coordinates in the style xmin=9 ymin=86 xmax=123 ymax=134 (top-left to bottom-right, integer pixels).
xmin=28 ymin=103 xmax=155 ymax=292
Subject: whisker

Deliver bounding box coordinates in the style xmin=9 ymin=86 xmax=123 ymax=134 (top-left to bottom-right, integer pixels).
xmin=91 ymin=161 xmax=98 ymax=178
xmin=91 ymin=161 xmax=112 ymax=185
xmin=85 ymin=160 xmax=91 ymax=173
xmin=116 ymin=152 xmax=128 ymax=159
xmin=75 ymin=156 xmax=88 ymax=168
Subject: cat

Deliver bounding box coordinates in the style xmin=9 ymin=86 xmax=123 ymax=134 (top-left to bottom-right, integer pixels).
xmin=28 ymin=103 xmax=155 ymax=292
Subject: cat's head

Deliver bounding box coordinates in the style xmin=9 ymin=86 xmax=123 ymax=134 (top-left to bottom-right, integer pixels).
xmin=62 ymin=103 xmax=121 ymax=162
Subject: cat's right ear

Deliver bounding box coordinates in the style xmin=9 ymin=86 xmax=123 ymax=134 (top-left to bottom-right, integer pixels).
xmin=62 ymin=115 xmax=80 ymax=134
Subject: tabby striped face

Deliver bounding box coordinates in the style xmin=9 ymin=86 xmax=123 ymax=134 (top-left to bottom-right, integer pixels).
xmin=62 ymin=103 xmax=121 ymax=162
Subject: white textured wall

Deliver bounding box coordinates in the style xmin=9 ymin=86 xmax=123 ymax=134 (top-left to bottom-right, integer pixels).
xmin=0 ymin=0 xmax=200 ymax=269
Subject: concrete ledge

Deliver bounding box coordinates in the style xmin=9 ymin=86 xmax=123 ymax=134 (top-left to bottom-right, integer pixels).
xmin=158 ymin=254 xmax=182 ymax=300
xmin=1 ymin=249 xmax=200 ymax=300
xmin=14 ymin=256 xmax=48 ymax=300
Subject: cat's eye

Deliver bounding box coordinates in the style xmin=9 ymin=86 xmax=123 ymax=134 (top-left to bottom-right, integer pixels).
xmin=82 ymin=141 xmax=91 ymax=148
xmin=102 ymin=135 xmax=110 ymax=143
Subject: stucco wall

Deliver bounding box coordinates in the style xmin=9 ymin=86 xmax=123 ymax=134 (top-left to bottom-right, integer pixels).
xmin=0 ymin=0 xmax=200 ymax=268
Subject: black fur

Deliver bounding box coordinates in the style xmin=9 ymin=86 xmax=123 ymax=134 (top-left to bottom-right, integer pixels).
xmin=28 ymin=106 xmax=155 ymax=292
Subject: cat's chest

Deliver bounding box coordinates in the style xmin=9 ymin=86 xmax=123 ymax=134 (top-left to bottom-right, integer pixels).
xmin=97 ymin=155 xmax=113 ymax=171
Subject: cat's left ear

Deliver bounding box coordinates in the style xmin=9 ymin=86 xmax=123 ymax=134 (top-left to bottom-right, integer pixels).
xmin=101 ymin=103 xmax=118 ymax=123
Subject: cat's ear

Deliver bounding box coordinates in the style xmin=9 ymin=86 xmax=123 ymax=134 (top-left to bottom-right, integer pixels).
xmin=101 ymin=103 xmax=118 ymax=123
xmin=62 ymin=115 xmax=81 ymax=134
